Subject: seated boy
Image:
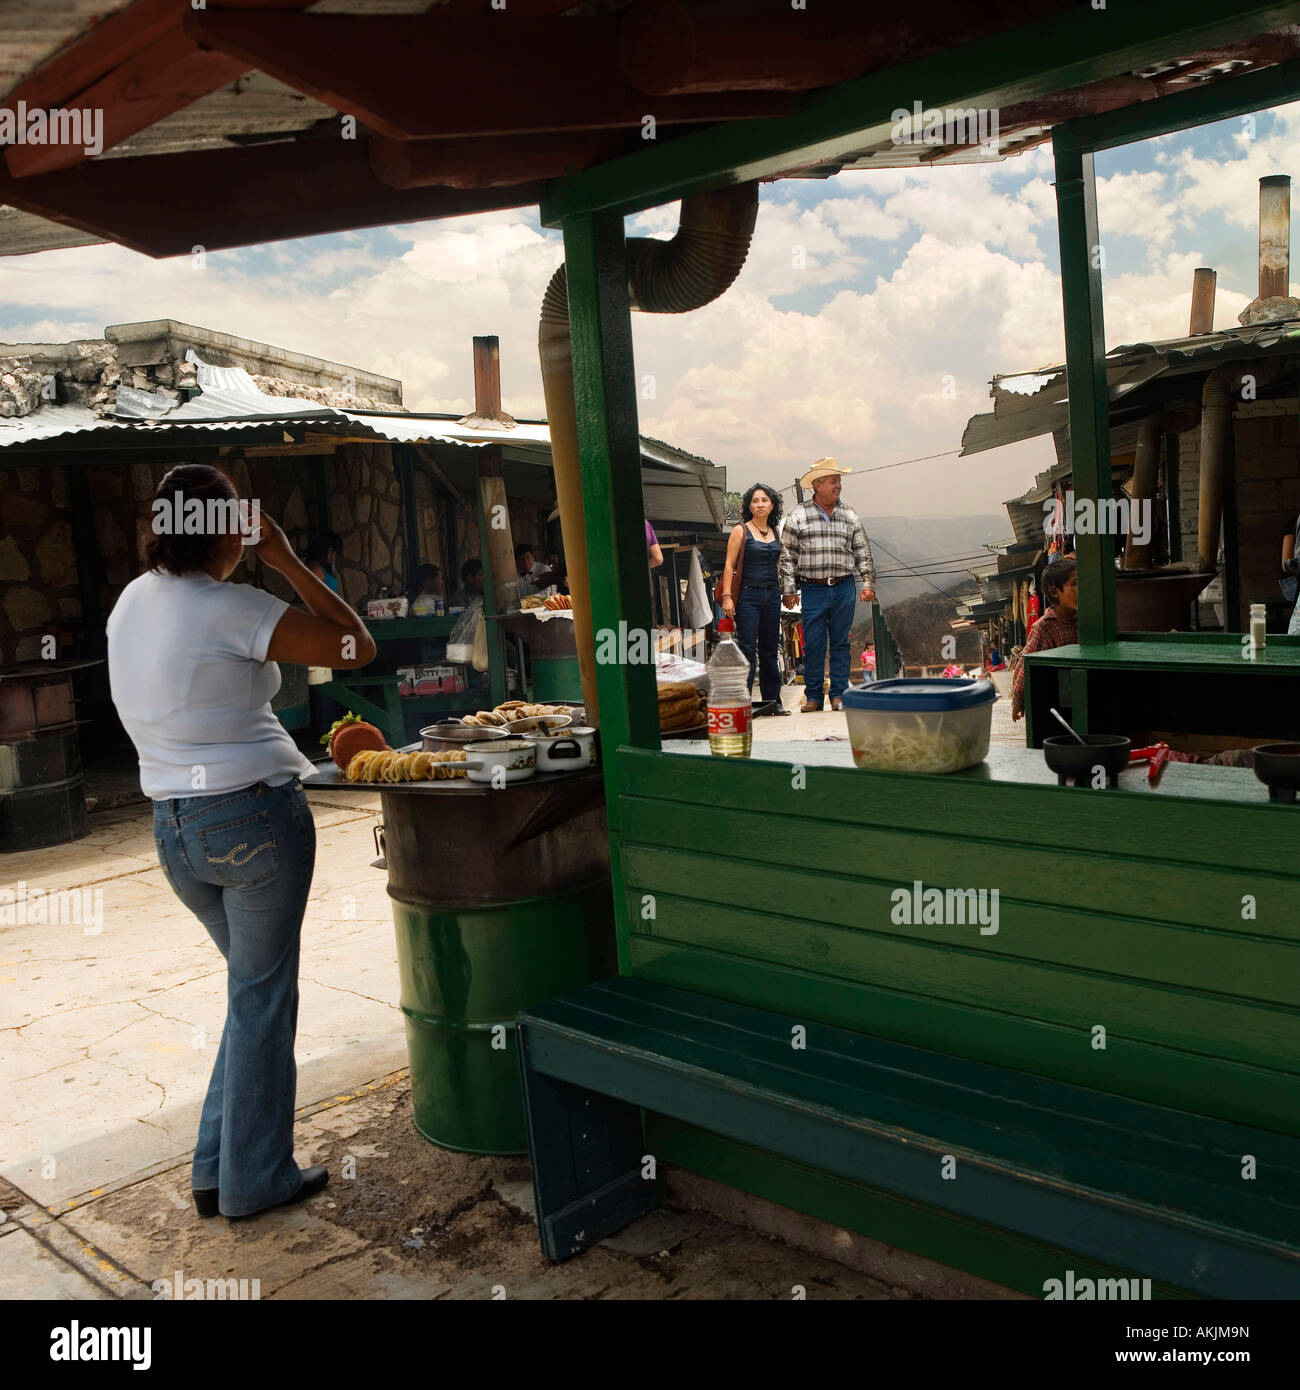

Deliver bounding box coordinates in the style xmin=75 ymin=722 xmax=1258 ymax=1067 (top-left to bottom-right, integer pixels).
xmin=1011 ymin=556 xmax=1077 ymax=722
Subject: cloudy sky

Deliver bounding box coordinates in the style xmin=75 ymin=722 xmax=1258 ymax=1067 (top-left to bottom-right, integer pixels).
xmin=3 ymin=100 xmax=1299 ymax=521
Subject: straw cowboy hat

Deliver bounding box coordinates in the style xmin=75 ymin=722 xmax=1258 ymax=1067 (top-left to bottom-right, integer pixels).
xmin=800 ymin=456 xmax=854 ymax=490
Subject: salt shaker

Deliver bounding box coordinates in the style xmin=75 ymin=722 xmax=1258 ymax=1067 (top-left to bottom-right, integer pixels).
xmin=1249 ymin=602 xmax=1267 ymax=656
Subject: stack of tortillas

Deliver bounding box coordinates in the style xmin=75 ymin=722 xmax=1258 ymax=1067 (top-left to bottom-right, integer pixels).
xmin=658 ymin=681 xmax=707 ymax=733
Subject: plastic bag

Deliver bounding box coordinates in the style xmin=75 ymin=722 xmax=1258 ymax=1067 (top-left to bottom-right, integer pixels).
xmin=471 ymin=607 xmax=489 ymax=671
xmin=446 ymin=599 xmax=482 ymax=664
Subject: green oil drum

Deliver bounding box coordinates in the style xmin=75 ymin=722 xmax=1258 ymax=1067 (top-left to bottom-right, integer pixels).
xmin=392 ymin=880 xmax=612 ymax=1153
xmin=531 ymin=655 xmax=583 ymax=704
xmin=379 ymin=767 xmax=613 ymax=1155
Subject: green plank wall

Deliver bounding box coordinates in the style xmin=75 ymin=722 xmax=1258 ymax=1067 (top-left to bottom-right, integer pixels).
xmin=548 ymin=4 xmax=1300 ymax=1295
xmin=618 ymin=749 xmax=1300 ymax=1134
xmin=615 ymin=748 xmax=1300 ymax=1295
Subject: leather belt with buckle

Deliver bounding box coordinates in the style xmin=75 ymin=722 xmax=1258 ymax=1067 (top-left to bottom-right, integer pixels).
xmin=799 ymin=575 xmax=852 ymax=586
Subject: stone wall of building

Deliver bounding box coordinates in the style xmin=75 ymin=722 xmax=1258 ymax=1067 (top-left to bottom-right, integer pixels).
xmin=0 ymin=440 xmax=558 ymax=662
xmin=330 ymin=442 xmax=409 ymax=603
xmin=0 ymin=465 xmax=80 ymax=660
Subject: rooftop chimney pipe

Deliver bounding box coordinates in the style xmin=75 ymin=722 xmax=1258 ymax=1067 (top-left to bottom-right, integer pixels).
xmin=1259 ymin=175 xmax=1290 ymax=300
xmin=1189 ymin=267 xmax=1216 ymax=334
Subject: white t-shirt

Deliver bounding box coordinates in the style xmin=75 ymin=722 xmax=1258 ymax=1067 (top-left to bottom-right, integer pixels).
xmin=106 ymin=569 xmax=316 ymax=799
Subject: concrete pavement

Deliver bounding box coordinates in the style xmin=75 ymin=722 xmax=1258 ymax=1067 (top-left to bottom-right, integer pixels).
xmin=1 ymin=786 xmax=405 ymax=1210
xmin=1 ymin=713 xmax=1021 ymax=1300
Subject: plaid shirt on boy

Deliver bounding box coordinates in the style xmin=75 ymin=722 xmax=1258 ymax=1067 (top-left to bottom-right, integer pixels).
xmin=1011 ymin=606 xmax=1078 ymax=718
xmin=779 ymin=499 xmax=875 ymax=595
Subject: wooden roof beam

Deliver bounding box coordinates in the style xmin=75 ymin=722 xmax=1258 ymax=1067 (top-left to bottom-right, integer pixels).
xmin=617 ymin=0 xmax=1078 ymax=94
xmin=369 ymin=131 xmax=635 ymax=190
xmin=0 ymin=141 xmax=543 ymax=259
xmin=182 ymin=11 xmax=796 ymax=139
xmin=3 ymin=1 xmax=317 ymax=179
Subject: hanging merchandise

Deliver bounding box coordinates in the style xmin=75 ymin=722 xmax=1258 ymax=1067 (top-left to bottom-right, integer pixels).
xmin=684 ymin=546 xmax=713 ymax=629
xmin=1045 ymin=485 xmax=1066 ymax=560
xmin=1026 ymin=581 xmax=1041 ymax=633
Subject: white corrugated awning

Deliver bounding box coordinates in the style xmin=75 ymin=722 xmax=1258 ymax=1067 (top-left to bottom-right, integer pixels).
xmin=0 ymin=364 xmax=726 ymax=532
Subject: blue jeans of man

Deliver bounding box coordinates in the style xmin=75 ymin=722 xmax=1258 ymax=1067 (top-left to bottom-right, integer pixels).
xmin=800 ymin=578 xmax=856 ymax=704
xmin=735 ymin=584 xmax=782 ymax=701
xmin=152 ymin=779 xmax=316 ymax=1217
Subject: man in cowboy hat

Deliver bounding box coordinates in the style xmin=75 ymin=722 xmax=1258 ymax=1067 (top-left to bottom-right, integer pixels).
xmin=779 ymin=458 xmax=876 ymax=712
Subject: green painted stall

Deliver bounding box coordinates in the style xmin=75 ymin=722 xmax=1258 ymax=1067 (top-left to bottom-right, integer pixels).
xmin=531 ymin=0 xmax=1300 ymax=1297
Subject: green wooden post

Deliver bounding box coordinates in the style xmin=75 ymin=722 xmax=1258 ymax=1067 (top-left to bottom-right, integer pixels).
xmin=1053 ymin=136 xmax=1117 ymax=646
xmin=562 ymin=211 xmax=660 ymax=757
xmin=562 ymin=211 xmax=659 ymax=976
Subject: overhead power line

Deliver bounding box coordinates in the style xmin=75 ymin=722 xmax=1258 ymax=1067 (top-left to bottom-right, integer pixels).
xmin=776 ymin=448 xmax=962 ymax=496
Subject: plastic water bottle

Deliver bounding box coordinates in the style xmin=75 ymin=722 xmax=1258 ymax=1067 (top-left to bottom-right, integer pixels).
xmin=708 ymin=618 xmax=752 ymax=757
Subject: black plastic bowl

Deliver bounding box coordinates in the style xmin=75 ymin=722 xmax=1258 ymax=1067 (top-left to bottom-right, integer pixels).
xmin=1252 ymin=743 xmax=1300 ymax=803
xmin=1042 ymin=734 xmax=1132 ymax=788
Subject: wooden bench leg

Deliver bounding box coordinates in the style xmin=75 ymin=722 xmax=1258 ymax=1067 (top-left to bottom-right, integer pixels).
xmin=518 ymin=1027 xmax=661 ymax=1262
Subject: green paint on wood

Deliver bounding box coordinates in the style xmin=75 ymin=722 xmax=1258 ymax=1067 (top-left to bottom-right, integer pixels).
xmin=562 ymin=212 xmax=659 ymax=760
xmin=648 ymin=1116 xmax=1195 ymax=1300
xmin=629 ymin=935 xmax=1300 ymax=1137
xmin=542 ymin=0 xmax=1300 ymax=225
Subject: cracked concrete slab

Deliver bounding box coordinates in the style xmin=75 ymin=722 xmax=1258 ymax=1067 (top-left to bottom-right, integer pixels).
xmin=62 ymin=1175 xmax=373 ymax=1299
xmin=0 ymin=1227 xmax=113 ymax=1300
xmin=1 ymin=796 xmax=405 ymax=1205
xmin=34 ymin=1077 xmax=939 ymax=1301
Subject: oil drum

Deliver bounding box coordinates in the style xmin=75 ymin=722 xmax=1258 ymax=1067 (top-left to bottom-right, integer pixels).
xmin=381 ymin=769 xmax=613 ymax=1154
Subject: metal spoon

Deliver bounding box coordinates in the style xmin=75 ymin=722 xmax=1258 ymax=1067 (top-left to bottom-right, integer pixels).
xmin=1050 ymin=707 xmax=1086 ymax=744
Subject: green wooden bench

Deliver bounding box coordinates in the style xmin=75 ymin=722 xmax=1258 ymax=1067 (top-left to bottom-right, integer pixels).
xmin=518 ymin=975 xmax=1300 ymax=1296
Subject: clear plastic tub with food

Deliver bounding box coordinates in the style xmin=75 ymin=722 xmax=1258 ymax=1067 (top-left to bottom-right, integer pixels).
xmin=840 ymin=678 xmax=996 ymax=774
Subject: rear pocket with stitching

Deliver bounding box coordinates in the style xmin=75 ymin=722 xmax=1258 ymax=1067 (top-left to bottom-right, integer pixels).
xmin=154 ymin=832 xmax=181 ymax=895
xmin=195 ymin=810 xmax=280 ymax=888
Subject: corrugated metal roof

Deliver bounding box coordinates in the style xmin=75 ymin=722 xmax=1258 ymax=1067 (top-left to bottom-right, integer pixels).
xmin=0 ymin=369 xmax=722 ymax=524
xmin=962 ymin=319 xmax=1300 ymax=457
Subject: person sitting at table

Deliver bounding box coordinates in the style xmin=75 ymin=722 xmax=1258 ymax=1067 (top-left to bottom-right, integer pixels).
xmin=515 ymin=542 xmax=562 ymax=599
xmin=305 ymin=532 xmax=343 ymax=595
xmin=450 ymin=558 xmax=484 ymax=609
xmin=545 ymin=549 xmax=570 ymax=596
xmin=1011 ymin=556 xmax=1077 ymax=723
xmin=404 ymin=563 xmax=443 ymax=613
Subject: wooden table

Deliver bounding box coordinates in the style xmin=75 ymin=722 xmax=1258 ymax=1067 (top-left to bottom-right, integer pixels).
xmin=315 ymin=615 xmax=471 ymax=746
xmin=1022 ymin=635 xmax=1300 ymax=747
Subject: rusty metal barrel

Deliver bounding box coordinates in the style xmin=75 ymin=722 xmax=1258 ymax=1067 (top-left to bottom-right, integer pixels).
xmin=379 ymin=767 xmax=614 ymax=1153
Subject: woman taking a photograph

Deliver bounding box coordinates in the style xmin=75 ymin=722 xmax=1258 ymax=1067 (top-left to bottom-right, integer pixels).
xmin=106 ymin=464 xmax=376 ymax=1220
xmin=720 ymin=483 xmax=790 ymax=715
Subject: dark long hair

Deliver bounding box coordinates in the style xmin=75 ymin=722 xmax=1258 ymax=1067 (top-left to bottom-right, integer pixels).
xmin=741 ymin=483 xmax=782 ymax=528
xmin=306 ymin=533 xmax=341 ymax=569
xmin=142 ymin=463 xmax=238 ymax=575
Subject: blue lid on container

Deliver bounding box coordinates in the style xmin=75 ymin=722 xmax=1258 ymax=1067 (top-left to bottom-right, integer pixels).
xmin=840 ymin=677 xmax=996 ymax=712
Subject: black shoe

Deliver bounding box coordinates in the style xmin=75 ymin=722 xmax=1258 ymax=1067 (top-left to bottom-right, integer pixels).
xmin=227 ymin=1166 xmax=329 ymax=1222
xmin=193 ymin=1188 xmax=219 ymax=1219
xmin=769 ymin=702 xmax=792 ymax=716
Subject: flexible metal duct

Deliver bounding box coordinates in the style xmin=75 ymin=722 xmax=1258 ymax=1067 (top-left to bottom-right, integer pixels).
xmin=539 ymin=183 xmax=759 ymax=724
xmin=1122 ymin=404 xmax=1200 ymax=570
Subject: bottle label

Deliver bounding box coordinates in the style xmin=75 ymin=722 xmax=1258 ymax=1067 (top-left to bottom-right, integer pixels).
xmin=708 ymin=703 xmax=751 ymax=737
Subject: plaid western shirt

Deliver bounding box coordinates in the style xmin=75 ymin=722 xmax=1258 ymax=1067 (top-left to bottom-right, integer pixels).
xmin=778 ymin=500 xmax=875 ymax=596
xmin=1011 ymin=606 xmax=1078 ymax=719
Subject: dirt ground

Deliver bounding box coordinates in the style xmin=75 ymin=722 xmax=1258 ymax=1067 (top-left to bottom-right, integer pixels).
xmin=23 ymin=1072 xmax=934 ymax=1300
